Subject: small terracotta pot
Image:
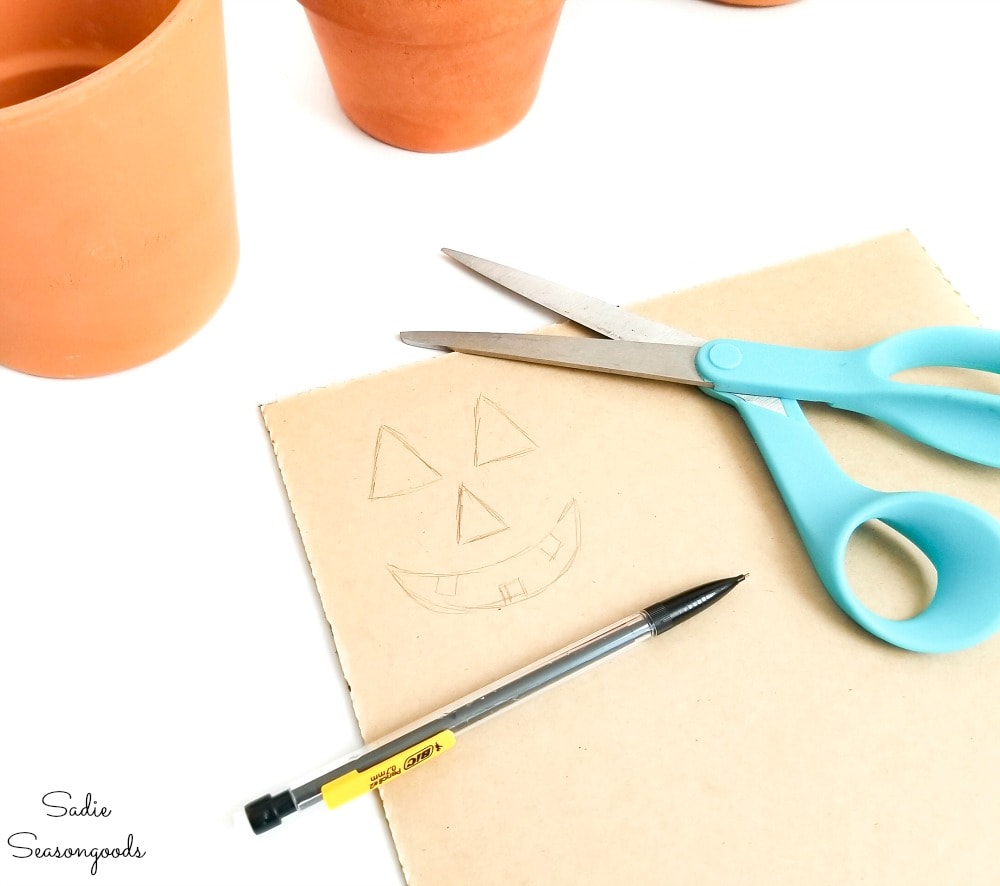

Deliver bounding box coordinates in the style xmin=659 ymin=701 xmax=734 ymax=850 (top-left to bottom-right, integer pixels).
xmin=298 ymin=0 xmax=566 ymax=153
xmin=0 ymin=0 xmax=239 ymax=378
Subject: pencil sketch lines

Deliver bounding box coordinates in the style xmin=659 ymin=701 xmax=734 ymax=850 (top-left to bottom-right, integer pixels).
xmin=456 ymin=483 xmax=509 ymax=544
xmin=474 ymin=395 xmax=537 ymax=466
xmin=369 ymin=426 xmax=442 ymax=500
xmin=387 ymin=500 xmax=581 ymax=613
xmin=370 ymin=396 xmax=581 ymax=612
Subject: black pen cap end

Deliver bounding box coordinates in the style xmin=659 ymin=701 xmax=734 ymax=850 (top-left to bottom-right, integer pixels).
xmin=245 ymin=790 xmax=296 ymax=835
xmin=643 ymin=574 xmax=746 ymax=635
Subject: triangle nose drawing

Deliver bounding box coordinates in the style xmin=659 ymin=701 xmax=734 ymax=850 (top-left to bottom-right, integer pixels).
xmin=457 ymin=484 xmax=509 ymax=544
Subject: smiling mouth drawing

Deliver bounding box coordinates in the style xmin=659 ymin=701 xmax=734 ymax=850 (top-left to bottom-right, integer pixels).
xmin=370 ymin=396 xmax=582 ymax=613
xmin=388 ymin=499 xmax=581 ymax=613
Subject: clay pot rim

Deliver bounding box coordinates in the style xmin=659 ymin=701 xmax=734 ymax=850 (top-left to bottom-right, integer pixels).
xmin=0 ymin=0 xmax=197 ymax=123
xmin=297 ymin=0 xmax=564 ymax=46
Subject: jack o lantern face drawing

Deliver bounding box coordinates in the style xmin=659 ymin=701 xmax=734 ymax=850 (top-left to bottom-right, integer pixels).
xmin=369 ymin=394 xmax=580 ymax=613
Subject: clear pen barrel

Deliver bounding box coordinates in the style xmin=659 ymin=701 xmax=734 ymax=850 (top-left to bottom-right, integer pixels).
xmin=291 ymin=611 xmax=655 ymax=808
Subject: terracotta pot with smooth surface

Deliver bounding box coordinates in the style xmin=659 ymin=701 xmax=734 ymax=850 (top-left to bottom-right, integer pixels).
xmin=0 ymin=0 xmax=239 ymax=378
xmin=299 ymin=0 xmax=567 ymax=153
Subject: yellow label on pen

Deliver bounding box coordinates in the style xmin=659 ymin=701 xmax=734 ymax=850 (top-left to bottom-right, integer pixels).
xmin=321 ymin=730 xmax=456 ymax=810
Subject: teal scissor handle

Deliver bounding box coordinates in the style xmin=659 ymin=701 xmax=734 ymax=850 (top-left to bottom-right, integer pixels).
xmin=697 ymin=326 xmax=1000 ymax=467
xmin=707 ymin=391 xmax=1000 ymax=652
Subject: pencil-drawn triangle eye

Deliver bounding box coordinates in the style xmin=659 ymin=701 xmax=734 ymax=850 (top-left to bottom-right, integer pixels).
xmin=474 ymin=395 xmax=537 ymax=466
xmin=369 ymin=426 xmax=443 ymax=499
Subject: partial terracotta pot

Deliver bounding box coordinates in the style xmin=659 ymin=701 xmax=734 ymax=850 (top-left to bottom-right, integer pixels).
xmin=0 ymin=0 xmax=239 ymax=378
xmin=299 ymin=0 xmax=566 ymax=153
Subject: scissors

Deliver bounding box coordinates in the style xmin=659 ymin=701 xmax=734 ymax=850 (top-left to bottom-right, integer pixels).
xmin=401 ymin=249 xmax=1000 ymax=654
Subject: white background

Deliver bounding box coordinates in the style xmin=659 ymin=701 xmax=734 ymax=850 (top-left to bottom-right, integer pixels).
xmin=2 ymin=1 xmax=998 ymax=884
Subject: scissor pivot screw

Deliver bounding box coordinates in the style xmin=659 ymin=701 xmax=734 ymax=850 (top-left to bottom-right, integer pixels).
xmin=706 ymin=342 xmax=744 ymax=370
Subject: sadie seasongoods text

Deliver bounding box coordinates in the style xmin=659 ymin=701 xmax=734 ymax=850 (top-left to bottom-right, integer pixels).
xmin=7 ymin=790 xmax=146 ymax=876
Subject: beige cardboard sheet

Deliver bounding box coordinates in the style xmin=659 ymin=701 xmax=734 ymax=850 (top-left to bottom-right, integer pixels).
xmin=262 ymin=232 xmax=999 ymax=885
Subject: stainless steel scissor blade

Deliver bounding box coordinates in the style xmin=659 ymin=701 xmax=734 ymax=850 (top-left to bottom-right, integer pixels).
xmin=442 ymin=249 xmax=705 ymax=347
xmin=399 ymin=331 xmax=709 ymax=386
xmin=440 ymin=249 xmax=785 ymax=414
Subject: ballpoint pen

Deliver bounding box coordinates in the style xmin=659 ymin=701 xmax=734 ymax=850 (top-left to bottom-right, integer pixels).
xmin=245 ymin=573 xmax=746 ymax=834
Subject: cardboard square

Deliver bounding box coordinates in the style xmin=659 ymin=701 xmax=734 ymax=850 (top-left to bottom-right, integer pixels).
xmin=262 ymin=232 xmax=999 ymax=885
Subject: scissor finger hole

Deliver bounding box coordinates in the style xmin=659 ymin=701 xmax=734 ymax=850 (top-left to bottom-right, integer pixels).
xmin=892 ymin=365 xmax=1000 ymax=396
xmin=844 ymin=520 xmax=937 ymax=620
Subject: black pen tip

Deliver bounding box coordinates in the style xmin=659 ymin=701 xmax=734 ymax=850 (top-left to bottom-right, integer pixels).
xmin=643 ymin=574 xmax=747 ymax=635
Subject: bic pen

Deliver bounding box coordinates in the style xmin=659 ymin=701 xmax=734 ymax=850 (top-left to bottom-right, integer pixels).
xmin=244 ymin=574 xmax=746 ymax=834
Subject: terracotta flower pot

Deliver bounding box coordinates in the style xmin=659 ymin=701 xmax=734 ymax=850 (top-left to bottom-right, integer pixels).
xmin=0 ymin=0 xmax=239 ymax=378
xmin=298 ymin=0 xmax=566 ymax=153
